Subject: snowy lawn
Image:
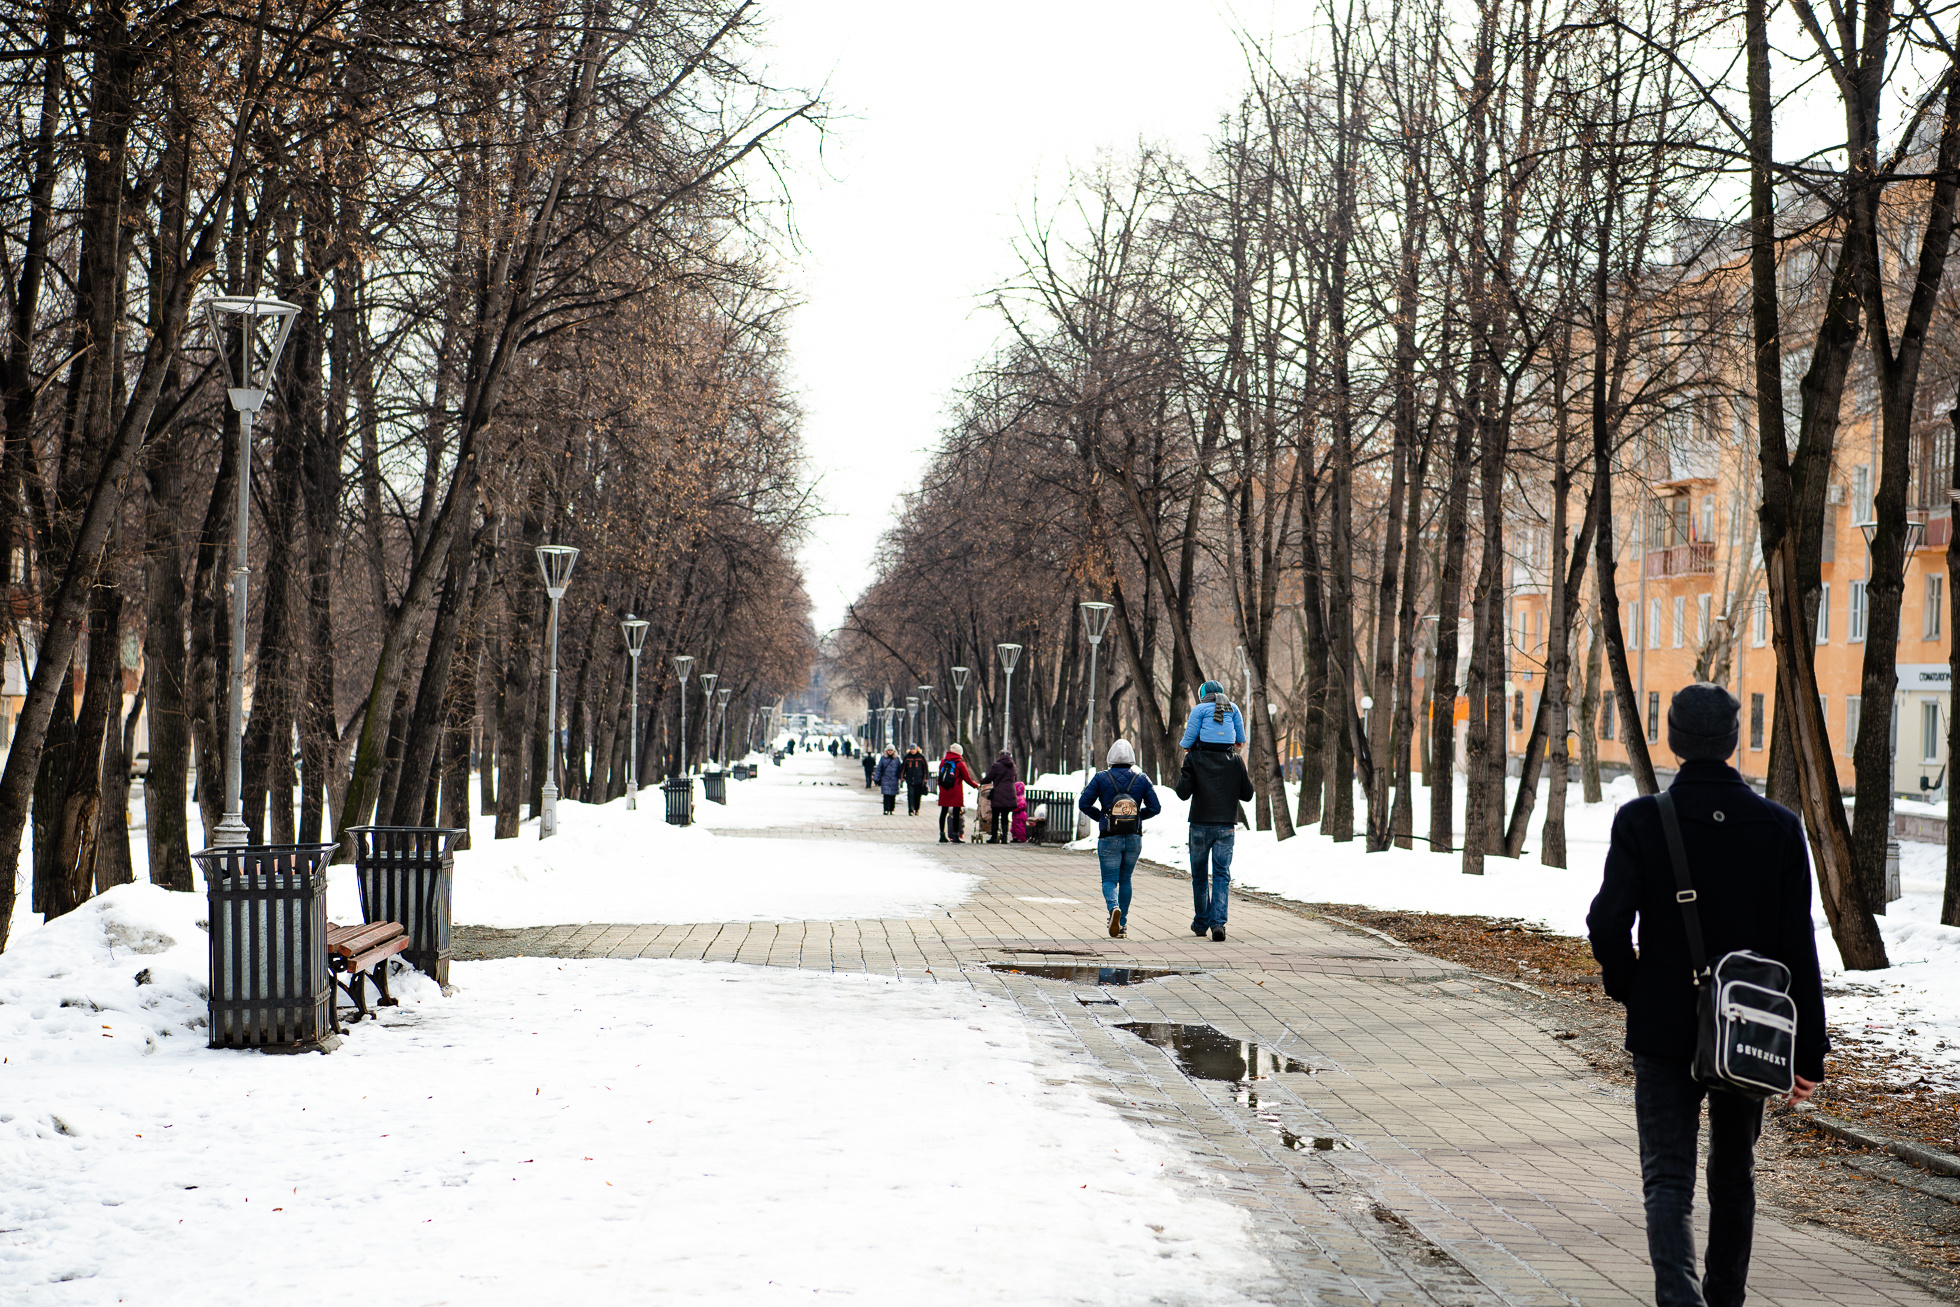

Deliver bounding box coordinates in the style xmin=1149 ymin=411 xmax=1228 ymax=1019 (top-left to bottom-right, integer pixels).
xmin=442 ymin=800 xmax=976 ymax=928
xmin=1069 ymin=766 xmax=1960 ymax=1087
xmin=1 ymin=885 xmax=1264 ymax=1304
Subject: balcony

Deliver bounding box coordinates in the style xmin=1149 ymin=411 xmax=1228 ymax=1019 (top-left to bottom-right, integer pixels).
xmin=1644 ymin=542 xmax=1715 ymax=578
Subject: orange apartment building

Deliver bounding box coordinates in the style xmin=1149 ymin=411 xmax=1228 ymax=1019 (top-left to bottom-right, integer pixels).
xmin=1496 ymin=389 xmax=1953 ymax=799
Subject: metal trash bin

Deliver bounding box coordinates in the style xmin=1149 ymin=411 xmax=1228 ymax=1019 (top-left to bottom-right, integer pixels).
xmin=345 ymin=825 xmax=463 ymax=985
xmin=192 ymin=842 xmax=337 ymax=1050
xmin=1023 ymin=790 xmax=1080 ymax=845
xmin=663 ymin=776 xmax=693 ymax=825
xmin=703 ymin=770 xmax=727 ymax=805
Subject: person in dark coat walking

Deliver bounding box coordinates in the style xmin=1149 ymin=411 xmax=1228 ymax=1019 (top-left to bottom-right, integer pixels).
xmin=900 ymin=746 xmax=929 ymax=815
xmin=1588 ymin=683 xmax=1826 ymax=1307
xmin=873 ymin=747 xmax=903 ymax=815
xmin=1175 ymin=735 xmax=1254 ymax=941
xmin=982 ymin=750 xmax=1019 ymax=843
xmin=862 ymin=748 xmax=876 ymax=788
xmin=1078 ymin=740 xmax=1160 ymax=938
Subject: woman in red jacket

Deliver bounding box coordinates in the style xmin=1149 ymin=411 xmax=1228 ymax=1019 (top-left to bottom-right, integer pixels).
xmin=935 ymin=743 xmax=981 ymax=843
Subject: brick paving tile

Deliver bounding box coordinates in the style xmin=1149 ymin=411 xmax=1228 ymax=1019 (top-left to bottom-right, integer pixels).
xmin=454 ymin=759 xmax=1948 ymax=1307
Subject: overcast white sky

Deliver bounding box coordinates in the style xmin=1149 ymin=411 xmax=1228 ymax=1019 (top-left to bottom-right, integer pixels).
xmin=754 ymin=2 xmax=1281 ymax=636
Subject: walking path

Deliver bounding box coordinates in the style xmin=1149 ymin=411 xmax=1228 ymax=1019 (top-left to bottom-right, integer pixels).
xmin=458 ymin=757 xmax=1944 ymax=1306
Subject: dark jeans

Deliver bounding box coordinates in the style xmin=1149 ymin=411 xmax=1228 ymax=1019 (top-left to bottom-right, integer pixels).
xmin=906 ymin=782 xmax=925 ymax=814
xmin=882 ymin=792 xmax=897 ymax=813
xmin=991 ymin=808 xmax=1012 ymax=842
xmin=1098 ymin=833 xmax=1142 ymax=918
xmin=1633 ymin=1055 xmax=1764 ymax=1307
xmin=939 ymin=806 xmax=964 ymax=840
xmin=1189 ymin=823 xmax=1234 ymax=931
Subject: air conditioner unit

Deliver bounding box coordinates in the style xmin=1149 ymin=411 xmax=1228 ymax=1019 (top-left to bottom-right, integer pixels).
xmin=1827 ymin=483 xmax=1845 ymax=504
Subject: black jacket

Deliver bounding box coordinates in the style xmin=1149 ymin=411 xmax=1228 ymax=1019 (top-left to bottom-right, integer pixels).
xmin=1175 ymin=742 xmax=1254 ymax=827
xmin=983 ymin=752 xmax=1019 ymax=809
xmin=1586 ymin=760 xmax=1829 ymax=1080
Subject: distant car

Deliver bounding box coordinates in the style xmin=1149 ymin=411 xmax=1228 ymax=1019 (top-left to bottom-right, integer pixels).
xmin=128 ymin=752 xmax=149 ymax=781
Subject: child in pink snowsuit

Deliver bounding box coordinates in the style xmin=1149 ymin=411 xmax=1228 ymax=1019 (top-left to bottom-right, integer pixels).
xmin=1011 ymin=780 xmax=1029 ymax=843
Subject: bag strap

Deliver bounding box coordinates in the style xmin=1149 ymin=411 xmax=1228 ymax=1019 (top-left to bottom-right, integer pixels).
xmin=1655 ymin=790 xmax=1710 ymax=982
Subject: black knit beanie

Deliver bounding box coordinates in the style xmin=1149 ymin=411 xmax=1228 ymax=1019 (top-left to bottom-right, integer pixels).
xmin=1667 ymin=682 xmax=1740 ymax=761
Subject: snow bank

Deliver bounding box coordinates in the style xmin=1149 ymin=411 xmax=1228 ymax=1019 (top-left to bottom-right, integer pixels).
xmin=1 ymin=955 xmax=1264 ymax=1304
xmin=448 ymin=795 xmax=976 ymax=928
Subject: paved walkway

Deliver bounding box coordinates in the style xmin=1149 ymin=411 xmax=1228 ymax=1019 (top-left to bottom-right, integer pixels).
xmin=459 ymin=758 xmax=1945 ymax=1306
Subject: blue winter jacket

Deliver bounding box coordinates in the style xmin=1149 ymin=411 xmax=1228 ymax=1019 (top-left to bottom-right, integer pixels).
xmin=874 ymin=754 xmax=903 ymax=796
xmin=1077 ymin=766 xmax=1162 ymax=838
xmin=1179 ymin=698 xmax=1247 ymax=748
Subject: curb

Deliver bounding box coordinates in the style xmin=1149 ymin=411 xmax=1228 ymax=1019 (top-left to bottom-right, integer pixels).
xmin=1790 ymin=1105 xmax=1960 ymax=1179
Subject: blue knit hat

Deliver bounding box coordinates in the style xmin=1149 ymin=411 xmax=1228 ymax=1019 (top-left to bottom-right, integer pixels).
xmin=1197 ymin=680 xmax=1226 ymax=699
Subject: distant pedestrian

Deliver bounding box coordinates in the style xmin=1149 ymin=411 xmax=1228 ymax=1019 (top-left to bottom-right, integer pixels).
xmin=1179 ymin=680 xmax=1247 ymax=752
xmin=901 ymin=746 xmax=929 ymax=815
xmin=1588 ymin=683 xmax=1825 ymax=1307
xmin=982 ymin=750 xmax=1019 ymax=843
xmin=935 ymin=743 xmax=981 ymax=843
xmin=861 ymin=748 xmax=876 ymax=788
xmin=1078 ymin=740 xmax=1160 ymax=939
xmin=874 ymin=747 xmax=902 ymax=815
xmin=1176 ymin=728 xmax=1253 ymax=941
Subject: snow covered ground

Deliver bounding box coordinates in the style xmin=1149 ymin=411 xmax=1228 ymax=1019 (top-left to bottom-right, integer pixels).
xmin=0 ymin=885 xmax=1264 ymax=1304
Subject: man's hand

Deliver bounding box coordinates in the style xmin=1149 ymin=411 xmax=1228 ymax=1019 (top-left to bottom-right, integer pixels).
xmin=1788 ymin=1076 xmax=1819 ymax=1106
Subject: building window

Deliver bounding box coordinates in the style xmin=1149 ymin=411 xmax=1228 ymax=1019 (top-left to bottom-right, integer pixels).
xmin=1650 ymin=599 xmax=1664 ymax=650
xmin=1819 ymin=696 xmax=1829 ymax=751
xmin=1753 ymin=591 xmax=1767 ymax=646
xmin=1699 ymin=497 xmax=1714 ymax=542
xmin=1928 ymin=574 xmax=1944 ymax=640
xmin=1697 ymin=594 xmax=1710 ymax=645
xmin=1627 ymin=603 xmax=1640 ymax=648
xmin=1853 ymin=464 xmax=1871 ymax=520
xmin=1925 ymin=700 xmax=1942 ymax=763
xmin=1849 ymin=580 xmax=1867 ymax=643
xmin=1647 ymin=691 xmax=1661 ymax=743
xmin=1750 ymin=693 xmax=1765 ymax=751
xmin=1817 ymin=583 xmax=1831 ymax=644
xmin=1602 ymin=691 xmax=1615 ymax=740
xmin=1673 ymin=596 xmax=1686 ymax=648
xmin=1821 ymin=505 xmax=1836 ymax=563
xmin=1846 ymin=695 xmax=1861 ymax=746
xmin=1513 ymin=690 xmax=1524 ymax=731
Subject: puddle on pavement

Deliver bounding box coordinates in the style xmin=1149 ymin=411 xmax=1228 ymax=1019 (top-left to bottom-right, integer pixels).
xmin=988 ymin=963 xmax=1194 ymax=985
xmin=1117 ymin=1022 xmax=1315 ymax=1082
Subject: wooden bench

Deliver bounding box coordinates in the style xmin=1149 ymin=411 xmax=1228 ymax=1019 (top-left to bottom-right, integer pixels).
xmin=326 ymin=921 xmax=409 ymax=1032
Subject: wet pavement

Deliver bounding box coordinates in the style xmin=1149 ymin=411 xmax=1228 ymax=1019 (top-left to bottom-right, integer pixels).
xmin=456 ymin=758 xmax=1947 ymax=1306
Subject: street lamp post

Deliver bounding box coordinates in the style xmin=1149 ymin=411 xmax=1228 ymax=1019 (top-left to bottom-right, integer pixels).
xmin=918 ymin=685 xmax=934 ymax=754
xmin=1080 ymin=603 xmax=1114 ymax=776
xmin=674 ymin=655 xmax=696 ymax=777
xmin=203 ymin=295 xmax=300 ymax=847
xmin=905 ymin=696 xmax=918 ymax=753
xmin=621 ymin=614 xmax=649 ymax=810
xmin=700 ymin=672 xmax=719 ymax=768
xmin=949 ymin=666 xmax=970 ymax=749
xmin=533 ymin=545 xmax=579 ymax=838
xmin=1856 ymin=515 xmax=1927 ymax=910
xmin=998 ymin=643 xmax=1023 ymax=760
xmin=717 ymin=687 xmax=732 ymax=768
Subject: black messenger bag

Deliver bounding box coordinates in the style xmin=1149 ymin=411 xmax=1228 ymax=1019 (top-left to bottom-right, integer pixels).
xmin=1654 ymin=791 xmax=1799 ymax=1099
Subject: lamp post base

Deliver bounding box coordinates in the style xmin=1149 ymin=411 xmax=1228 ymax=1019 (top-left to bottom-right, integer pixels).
xmin=626 ymin=783 xmax=637 ymax=812
xmin=540 ymin=782 xmax=560 ymax=839
xmin=211 ymin=814 xmax=250 ymax=848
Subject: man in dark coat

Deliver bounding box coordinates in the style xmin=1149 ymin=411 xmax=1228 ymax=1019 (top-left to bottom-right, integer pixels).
xmin=1588 ymin=682 xmax=1826 ymax=1307
xmin=1175 ymin=739 xmax=1254 ymax=941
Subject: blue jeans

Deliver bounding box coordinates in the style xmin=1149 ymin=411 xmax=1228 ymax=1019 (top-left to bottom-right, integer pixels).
xmin=1097 ymin=834 xmax=1141 ymax=919
xmin=1189 ymin=824 xmax=1234 ymax=931
xmin=1633 ymin=1055 xmax=1764 ymax=1307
